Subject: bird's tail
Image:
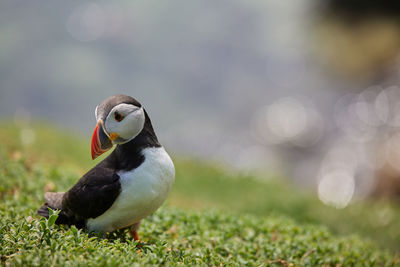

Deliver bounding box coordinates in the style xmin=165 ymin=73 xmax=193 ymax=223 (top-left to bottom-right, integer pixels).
xmin=37 ymin=192 xmax=85 ymax=228
xmin=37 ymin=192 xmax=64 ymax=218
xmin=37 ymin=203 xmax=52 ymax=218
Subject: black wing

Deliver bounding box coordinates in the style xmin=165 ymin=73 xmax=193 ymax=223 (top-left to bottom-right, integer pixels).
xmin=62 ymin=161 xmax=121 ymax=220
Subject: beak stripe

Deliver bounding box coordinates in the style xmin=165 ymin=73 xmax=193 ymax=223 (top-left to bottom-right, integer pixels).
xmin=91 ymin=120 xmax=113 ymax=160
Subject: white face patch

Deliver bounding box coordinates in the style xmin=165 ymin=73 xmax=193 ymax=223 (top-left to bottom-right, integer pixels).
xmin=104 ymin=104 xmax=145 ymax=144
xmin=95 ymin=105 xmax=99 ymax=120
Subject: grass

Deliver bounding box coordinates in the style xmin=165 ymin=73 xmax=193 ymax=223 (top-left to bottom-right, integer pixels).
xmin=172 ymin=160 xmax=400 ymax=251
xmin=0 ymin=122 xmax=399 ymax=266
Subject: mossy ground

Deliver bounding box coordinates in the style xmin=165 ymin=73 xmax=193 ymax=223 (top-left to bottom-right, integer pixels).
xmin=0 ymin=123 xmax=399 ymax=266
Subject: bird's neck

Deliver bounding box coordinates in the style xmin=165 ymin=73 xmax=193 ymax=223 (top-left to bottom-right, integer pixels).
xmin=111 ymin=110 xmax=161 ymax=171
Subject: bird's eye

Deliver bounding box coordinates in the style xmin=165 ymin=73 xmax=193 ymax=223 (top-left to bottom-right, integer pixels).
xmin=114 ymin=112 xmax=124 ymax=122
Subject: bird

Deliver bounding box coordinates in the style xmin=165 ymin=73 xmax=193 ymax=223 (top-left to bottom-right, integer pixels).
xmin=37 ymin=94 xmax=175 ymax=241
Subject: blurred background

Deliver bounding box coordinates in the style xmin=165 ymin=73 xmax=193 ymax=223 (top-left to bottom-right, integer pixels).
xmin=1 ymin=0 xmax=400 ymax=249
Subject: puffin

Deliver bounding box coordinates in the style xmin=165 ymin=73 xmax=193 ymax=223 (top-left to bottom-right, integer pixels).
xmin=37 ymin=94 xmax=175 ymax=240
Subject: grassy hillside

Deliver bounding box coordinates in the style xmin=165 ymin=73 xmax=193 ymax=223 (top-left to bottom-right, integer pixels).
xmin=0 ymin=122 xmax=399 ymax=265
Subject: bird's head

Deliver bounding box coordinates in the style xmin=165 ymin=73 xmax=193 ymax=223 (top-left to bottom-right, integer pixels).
xmin=91 ymin=95 xmax=145 ymax=159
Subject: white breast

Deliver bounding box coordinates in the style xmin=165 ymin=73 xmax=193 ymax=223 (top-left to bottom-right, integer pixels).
xmin=86 ymin=147 xmax=175 ymax=232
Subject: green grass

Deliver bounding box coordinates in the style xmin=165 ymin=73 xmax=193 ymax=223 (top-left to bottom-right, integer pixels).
xmin=0 ymin=122 xmax=399 ymax=266
xmin=172 ymin=160 xmax=400 ymax=251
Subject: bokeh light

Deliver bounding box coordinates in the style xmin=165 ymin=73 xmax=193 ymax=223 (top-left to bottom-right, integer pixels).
xmin=66 ymin=3 xmax=106 ymax=42
xmin=252 ymin=97 xmax=323 ymax=147
xmin=318 ymin=170 xmax=355 ymax=209
xmin=20 ymin=128 xmax=36 ymax=146
xmin=376 ymin=86 xmax=400 ymax=127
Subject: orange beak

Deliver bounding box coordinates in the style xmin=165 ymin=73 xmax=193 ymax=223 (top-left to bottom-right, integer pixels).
xmin=91 ymin=120 xmax=113 ymax=160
